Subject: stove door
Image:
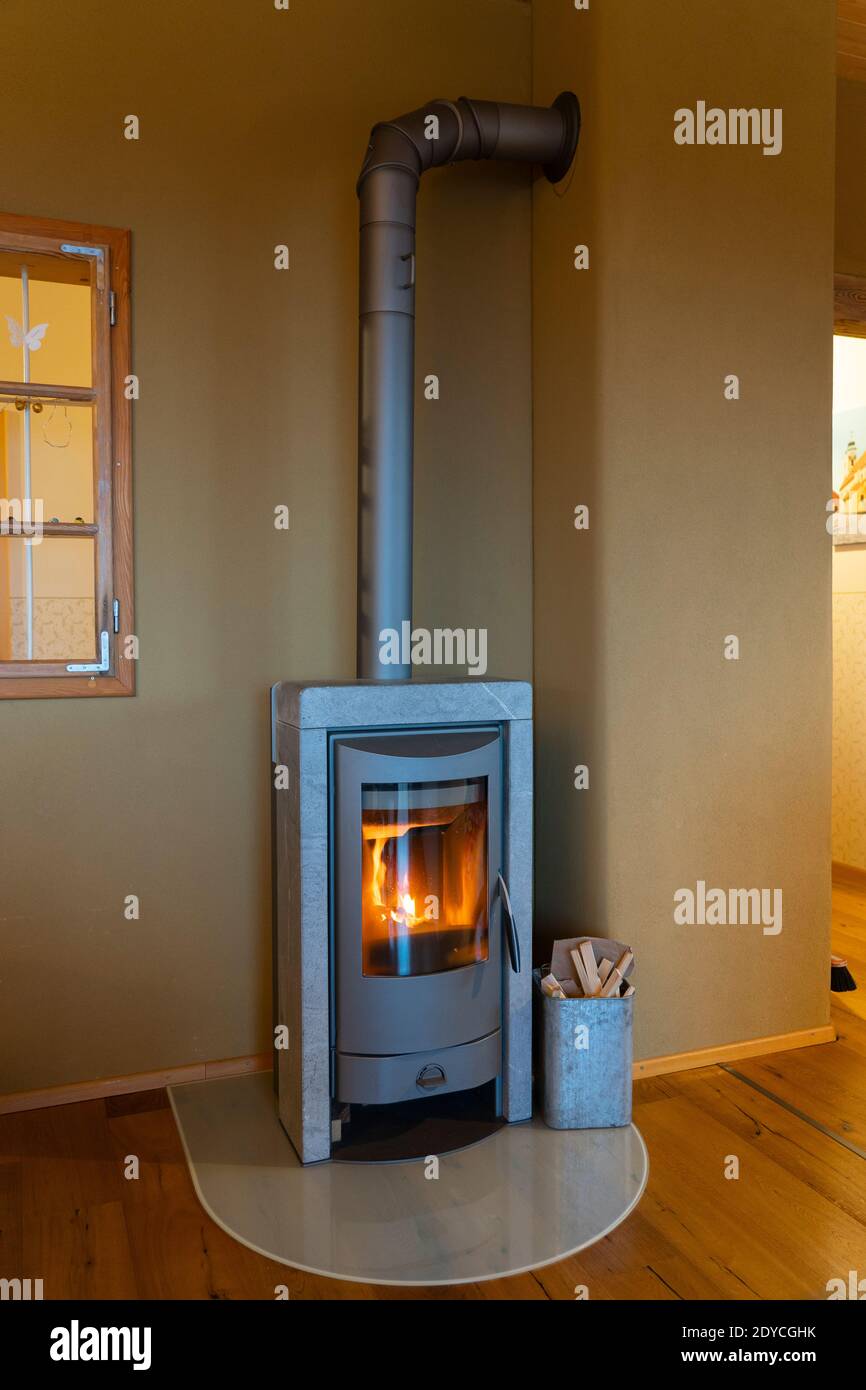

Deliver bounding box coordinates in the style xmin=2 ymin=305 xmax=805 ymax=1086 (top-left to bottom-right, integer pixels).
xmin=334 ymin=729 xmax=502 ymax=1058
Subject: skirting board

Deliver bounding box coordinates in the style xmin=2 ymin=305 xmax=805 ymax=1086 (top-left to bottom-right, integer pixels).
xmin=832 ymin=859 xmax=866 ymax=890
xmin=0 ymin=1027 xmax=835 ymax=1115
xmin=0 ymin=1053 xmax=271 ymax=1116
xmin=633 ymin=1024 xmax=836 ymax=1080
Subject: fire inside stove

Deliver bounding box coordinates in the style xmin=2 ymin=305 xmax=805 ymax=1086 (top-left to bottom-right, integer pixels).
xmin=361 ymin=777 xmax=488 ymax=978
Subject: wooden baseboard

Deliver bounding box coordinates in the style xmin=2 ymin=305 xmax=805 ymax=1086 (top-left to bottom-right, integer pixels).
xmin=633 ymin=1024 xmax=836 ymax=1080
xmin=0 ymin=1027 xmax=838 ymax=1115
xmin=832 ymin=859 xmax=866 ymax=890
xmin=0 ymin=1053 xmax=271 ymax=1116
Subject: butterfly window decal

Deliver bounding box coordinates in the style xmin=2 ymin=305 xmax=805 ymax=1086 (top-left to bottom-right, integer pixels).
xmin=5 ymin=315 xmax=49 ymax=351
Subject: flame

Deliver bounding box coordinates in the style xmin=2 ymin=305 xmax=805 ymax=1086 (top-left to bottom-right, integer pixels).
xmin=368 ymin=824 xmax=424 ymax=929
xmin=390 ymin=884 xmax=418 ymax=927
xmin=362 ymin=803 xmax=486 ymax=959
xmin=360 ymin=801 xmax=489 ymax=976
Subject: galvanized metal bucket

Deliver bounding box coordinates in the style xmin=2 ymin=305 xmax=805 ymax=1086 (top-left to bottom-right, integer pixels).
xmin=534 ymin=965 xmax=634 ymax=1129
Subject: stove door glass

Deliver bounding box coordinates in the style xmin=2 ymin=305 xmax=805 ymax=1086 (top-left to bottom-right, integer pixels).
xmin=361 ymin=776 xmax=488 ymax=978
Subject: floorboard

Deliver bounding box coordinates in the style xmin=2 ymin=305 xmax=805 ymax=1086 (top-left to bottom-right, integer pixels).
xmin=1 ymin=883 xmax=864 ymax=1299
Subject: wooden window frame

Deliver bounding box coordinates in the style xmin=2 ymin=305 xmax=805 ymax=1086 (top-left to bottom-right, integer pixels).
xmin=0 ymin=211 xmax=133 ymax=698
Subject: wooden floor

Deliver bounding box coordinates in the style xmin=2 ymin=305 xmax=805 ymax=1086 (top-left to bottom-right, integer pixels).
xmin=2 ymin=889 xmax=866 ymax=1300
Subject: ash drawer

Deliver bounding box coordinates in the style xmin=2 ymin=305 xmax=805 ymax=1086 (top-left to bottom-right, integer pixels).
xmin=335 ymin=1029 xmax=501 ymax=1106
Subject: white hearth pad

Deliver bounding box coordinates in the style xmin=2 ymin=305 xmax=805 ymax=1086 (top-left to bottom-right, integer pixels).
xmin=169 ymin=1071 xmax=648 ymax=1287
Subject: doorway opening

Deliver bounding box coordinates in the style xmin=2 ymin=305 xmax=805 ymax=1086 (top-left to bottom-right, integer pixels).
xmin=830 ymin=314 xmax=866 ymax=1020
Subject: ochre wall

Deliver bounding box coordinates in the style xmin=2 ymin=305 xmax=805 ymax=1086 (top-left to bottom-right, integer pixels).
xmin=532 ymin=0 xmax=835 ymax=1058
xmin=0 ymin=0 xmax=839 ymax=1090
xmin=0 ymin=0 xmax=534 ymax=1093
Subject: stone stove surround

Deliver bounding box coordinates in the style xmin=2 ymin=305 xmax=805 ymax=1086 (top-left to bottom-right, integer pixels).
xmin=271 ymin=679 xmax=533 ymax=1164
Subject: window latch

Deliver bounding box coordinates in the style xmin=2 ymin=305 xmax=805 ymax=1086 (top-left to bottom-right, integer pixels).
xmin=67 ymin=630 xmax=110 ymax=674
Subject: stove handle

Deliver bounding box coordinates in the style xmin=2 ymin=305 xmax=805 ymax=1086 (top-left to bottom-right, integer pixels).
xmin=497 ymin=872 xmax=521 ymax=974
xmin=416 ymin=1064 xmax=447 ymax=1091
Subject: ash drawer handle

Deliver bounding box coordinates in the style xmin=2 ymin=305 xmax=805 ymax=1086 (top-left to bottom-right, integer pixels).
xmin=416 ymin=1064 xmax=447 ymax=1091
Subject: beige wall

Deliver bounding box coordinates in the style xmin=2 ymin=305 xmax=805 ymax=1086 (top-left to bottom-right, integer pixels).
xmin=532 ymin=0 xmax=835 ymax=1058
xmin=0 ymin=0 xmax=534 ymax=1093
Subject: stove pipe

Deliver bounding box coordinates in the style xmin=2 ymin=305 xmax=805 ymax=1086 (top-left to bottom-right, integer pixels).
xmin=356 ymin=92 xmax=581 ymax=680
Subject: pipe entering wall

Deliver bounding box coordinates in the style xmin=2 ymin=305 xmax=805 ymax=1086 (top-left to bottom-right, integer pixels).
xmin=356 ymin=93 xmax=581 ymax=681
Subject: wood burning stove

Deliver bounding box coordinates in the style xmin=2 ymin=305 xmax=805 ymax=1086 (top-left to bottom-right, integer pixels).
xmin=271 ymin=680 xmax=533 ymax=1165
xmin=270 ymin=88 xmax=578 ymax=1165
xmin=332 ymin=728 xmax=519 ymax=1108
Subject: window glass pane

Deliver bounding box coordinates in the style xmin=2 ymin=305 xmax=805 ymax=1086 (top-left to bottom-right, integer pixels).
xmin=0 ymin=536 xmax=95 ymax=661
xmin=361 ymin=777 xmax=489 ymax=978
xmin=0 ymin=398 xmax=94 ymax=523
xmin=0 ymin=250 xmax=93 ymax=388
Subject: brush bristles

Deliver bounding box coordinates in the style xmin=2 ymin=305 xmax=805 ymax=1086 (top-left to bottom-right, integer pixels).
xmin=831 ymin=961 xmax=857 ymax=993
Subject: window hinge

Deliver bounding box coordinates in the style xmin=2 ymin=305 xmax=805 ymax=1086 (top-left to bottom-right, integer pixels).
xmin=67 ymin=630 xmax=110 ymax=674
xmin=109 ymin=291 xmax=117 ymax=327
xmin=112 ymin=598 xmax=120 ymax=633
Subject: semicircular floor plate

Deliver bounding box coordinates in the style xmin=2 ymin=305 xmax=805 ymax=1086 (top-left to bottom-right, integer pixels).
xmin=169 ymin=1071 xmax=648 ymax=1287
